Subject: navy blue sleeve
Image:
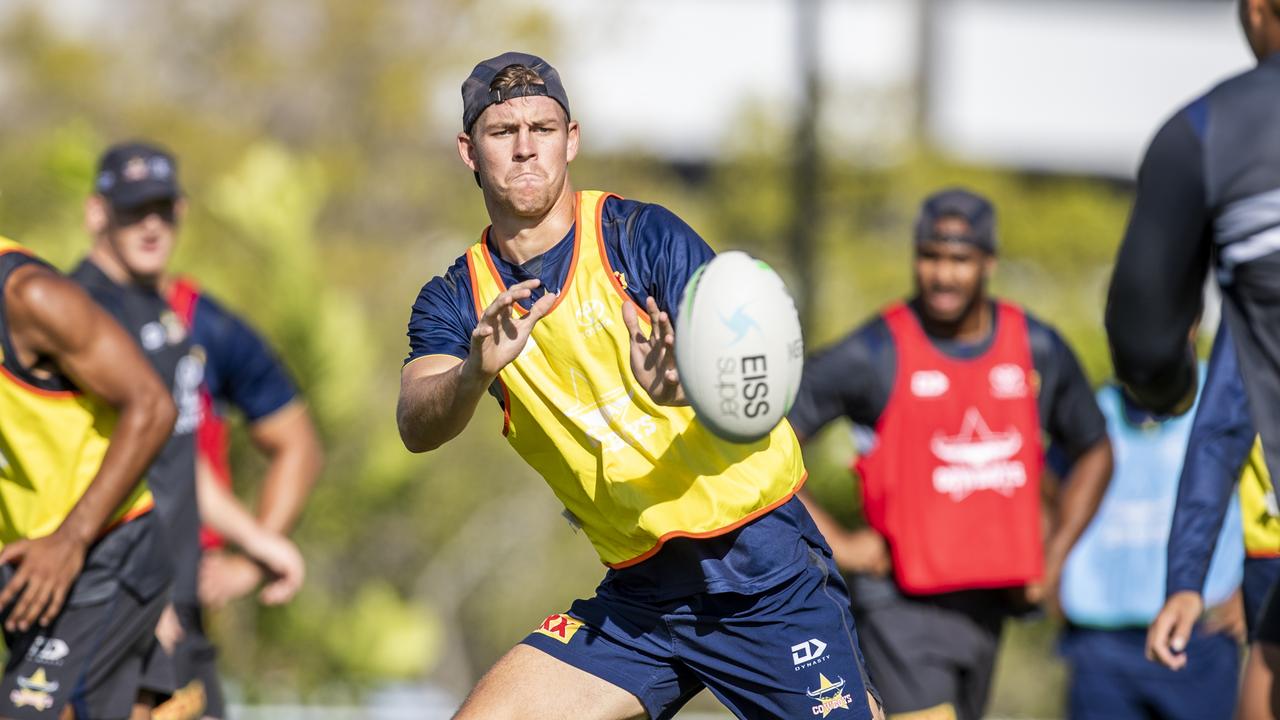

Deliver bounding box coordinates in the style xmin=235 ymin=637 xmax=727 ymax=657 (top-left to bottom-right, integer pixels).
xmin=788 ymin=318 xmax=894 ymax=440
xmin=601 ymin=198 xmax=715 ymax=321
xmin=1105 ymin=104 xmax=1211 ymax=414
xmin=405 ymin=254 xmax=478 ymax=364
xmin=1167 ymin=325 xmax=1255 ymax=597
xmin=1026 ymin=316 xmax=1108 ymax=461
xmin=194 ymin=295 xmax=297 ymax=422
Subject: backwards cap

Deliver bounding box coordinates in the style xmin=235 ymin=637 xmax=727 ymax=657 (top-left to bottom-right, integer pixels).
xmin=461 ymin=51 xmax=571 ymax=132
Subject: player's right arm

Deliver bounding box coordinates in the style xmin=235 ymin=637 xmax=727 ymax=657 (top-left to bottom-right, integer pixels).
xmin=1105 ymin=107 xmax=1211 ymax=415
xmin=788 ymin=322 xmax=892 ymax=574
xmin=397 ymin=278 xmax=555 ymax=452
xmin=0 ymin=263 xmax=176 ymax=631
xmin=1149 ymin=326 xmax=1254 ymax=670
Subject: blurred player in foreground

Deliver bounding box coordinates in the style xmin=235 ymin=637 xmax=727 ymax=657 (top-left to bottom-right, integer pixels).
xmin=1107 ymin=0 xmax=1280 ymax=714
xmin=399 ymin=52 xmax=882 ymax=720
xmin=1059 ymin=359 xmax=1244 ymax=720
xmin=75 ymin=141 xmax=307 ymax=720
xmin=158 ymin=188 xmax=324 ymax=720
xmin=0 ymin=237 xmax=175 ymax=719
xmin=789 ymin=188 xmax=1112 ymax=720
xmin=1147 ymin=325 xmax=1280 ymax=720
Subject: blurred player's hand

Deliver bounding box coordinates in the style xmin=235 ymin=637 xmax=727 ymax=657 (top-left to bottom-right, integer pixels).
xmin=1203 ymin=589 xmax=1247 ymax=644
xmin=623 ymin=296 xmax=687 ymax=406
xmin=242 ymin=529 xmax=305 ymax=605
xmin=199 ymin=550 xmax=265 ymax=609
xmin=155 ymin=602 xmax=185 ymax=655
xmin=469 ymin=279 xmax=557 ymax=378
xmin=1025 ymin=551 xmax=1065 ymax=620
xmin=1146 ymin=590 xmax=1204 ymax=670
xmin=837 ymin=528 xmax=892 ymax=577
xmin=0 ymin=528 xmax=88 ymax=632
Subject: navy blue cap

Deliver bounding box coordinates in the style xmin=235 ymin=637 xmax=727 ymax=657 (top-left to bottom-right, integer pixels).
xmin=95 ymin=141 xmax=182 ymax=209
xmin=914 ymin=188 xmax=997 ymax=254
xmin=461 ymin=52 xmax=571 ymax=132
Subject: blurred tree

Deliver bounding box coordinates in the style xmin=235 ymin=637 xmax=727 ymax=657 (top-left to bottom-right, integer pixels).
xmin=0 ymin=1 xmax=1135 ymax=716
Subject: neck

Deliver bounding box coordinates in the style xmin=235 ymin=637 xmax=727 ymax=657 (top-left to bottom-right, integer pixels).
xmin=917 ymin=296 xmax=992 ymax=344
xmin=484 ymin=183 xmax=577 ymax=265
xmin=87 ymin=242 xmax=157 ymax=289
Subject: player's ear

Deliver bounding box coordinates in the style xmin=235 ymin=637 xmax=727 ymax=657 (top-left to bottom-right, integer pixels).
xmin=85 ymin=195 xmax=109 ymax=235
xmin=457 ymin=131 xmax=479 ymax=173
xmin=565 ymin=120 xmax=580 ymax=163
xmin=175 ymin=198 xmax=189 ymax=225
xmin=983 ymin=253 xmax=998 ymax=278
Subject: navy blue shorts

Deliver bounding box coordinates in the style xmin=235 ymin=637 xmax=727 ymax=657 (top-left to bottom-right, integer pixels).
xmin=1061 ymin=626 xmax=1238 ymax=720
xmin=521 ymin=545 xmax=878 ymax=720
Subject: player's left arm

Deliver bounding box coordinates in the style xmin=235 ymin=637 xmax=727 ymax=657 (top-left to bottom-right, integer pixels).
xmin=1035 ymin=324 xmax=1114 ymax=613
xmin=213 ymin=303 xmax=325 ymax=533
xmin=1105 ymin=108 xmax=1211 ymax=415
xmin=196 ymin=457 xmax=304 ymax=606
xmin=247 ymin=401 xmax=324 ymax=534
xmin=618 ymin=202 xmax=715 ymax=406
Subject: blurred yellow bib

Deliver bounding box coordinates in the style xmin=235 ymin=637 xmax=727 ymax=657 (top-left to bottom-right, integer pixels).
xmin=1241 ymin=436 xmax=1280 ymax=557
xmin=0 ymin=237 xmax=153 ymax=546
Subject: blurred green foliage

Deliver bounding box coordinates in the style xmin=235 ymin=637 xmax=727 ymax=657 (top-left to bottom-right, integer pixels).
xmin=0 ymin=2 xmax=1142 ymax=716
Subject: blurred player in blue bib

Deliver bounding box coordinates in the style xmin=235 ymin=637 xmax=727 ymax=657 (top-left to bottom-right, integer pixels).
xmin=1059 ymin=363 xmax=1244 ymax=720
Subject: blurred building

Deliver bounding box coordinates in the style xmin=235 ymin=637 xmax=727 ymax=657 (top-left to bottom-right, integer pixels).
xmin=495 ymin=0 xmax=1251 ymax=178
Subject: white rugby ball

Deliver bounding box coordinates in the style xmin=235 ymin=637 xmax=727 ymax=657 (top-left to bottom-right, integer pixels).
xmin=676 ymin=251 xmax=804 ymax=443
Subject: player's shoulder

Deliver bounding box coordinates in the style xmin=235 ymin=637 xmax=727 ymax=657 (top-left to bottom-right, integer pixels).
xmin=600 ymin=195 xmax=696 ymax=241
xmin=416 ymin=252 xmax=475 ymax=304
xmin=819 ymin=311 xmax=892 ymax=364
xmin=1011 ymin=303 xmax=1079 ymax=371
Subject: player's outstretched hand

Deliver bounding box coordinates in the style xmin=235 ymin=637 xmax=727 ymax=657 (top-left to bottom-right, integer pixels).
xmin=243 ymin=530 xmax=305 ymax=606
xmin=1146 ymin=590 xmax=1204 ymax=670
xmin=623 ymin=297 xmax=687 ymax=406
xmin=0 ymin=529 xmax=87 ymax=632
xmin=469 ymin=279 xmax=557 ymax=378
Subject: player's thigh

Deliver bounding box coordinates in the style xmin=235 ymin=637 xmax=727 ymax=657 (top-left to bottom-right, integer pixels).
xmin=677 ymin=550 xmax=880 ymax=719
xmin=1238 ymin=641 xmax=1280 ymax=720
xmin=453 ymin=644 xmax=647 ymax=720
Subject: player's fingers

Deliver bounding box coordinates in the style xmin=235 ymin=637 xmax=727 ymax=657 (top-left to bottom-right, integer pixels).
xmin=480 ymin=287 xmax=524 ymax=323
xmin=0 ymin=539 xmax=26 ymax=567
xmin=522 ymin=291 xmax=557 ymax=326
xmin=621 ymin=301 xmax=649 ymax=344
xmin=1147 ymin=613 xmax=1185 ymax=669
xmin=9 ymin=578 xmax=47 ymax=631
xmin=1145 ymin=611 xmax=1172 ymax=662
xmin=39 ymin=584 xmax=67 ymax=627
xmin=0 ymin=565 xmax=27 ymax=612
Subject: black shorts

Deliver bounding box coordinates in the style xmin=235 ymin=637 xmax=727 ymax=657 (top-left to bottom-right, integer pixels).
xmin=0 ymin=514 xmax=172 ymax=720
xmin=847 ymin=574 xmax=1010 ymax=720
xmin=1256 ymin=578 xmax=1280 ymax=647
xmin=171 ymin=603 xmax=224 ymax=720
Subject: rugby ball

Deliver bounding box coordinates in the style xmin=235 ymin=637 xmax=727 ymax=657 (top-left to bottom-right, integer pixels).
xmin=676 ymin=251 xmax=804 ymax=443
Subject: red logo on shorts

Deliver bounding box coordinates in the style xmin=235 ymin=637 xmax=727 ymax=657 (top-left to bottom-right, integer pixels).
xmin=535 ymin=613 xmax=584 ymax=644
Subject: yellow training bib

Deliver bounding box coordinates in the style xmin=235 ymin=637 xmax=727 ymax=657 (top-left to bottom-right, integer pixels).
xmin=466 ymin=191 xmax=805 ymax=567
xmin=0 ymin=238 xmax=153 ymax=545
xmin=1241 ymin=436 xmax=1280 ymax=558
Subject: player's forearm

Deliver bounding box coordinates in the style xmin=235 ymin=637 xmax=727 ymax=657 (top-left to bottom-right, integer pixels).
xmin=59 ymin=386 xmax=177 ymax=545
xmin=198 ymin=463 xmax=274 ymax=550
xmin=397 ymin=358 xmax=494 ymax=452
xmin=254 ymin=413 xmax=324 ymax=534
xmin=1046 ymin=437 xmax=1114 ymax=562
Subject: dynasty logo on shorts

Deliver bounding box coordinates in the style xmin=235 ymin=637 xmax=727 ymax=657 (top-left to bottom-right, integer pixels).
xmin=806 ymin=673 xmax=854 ymax=717
xmin=9 ymin=668 xmax=58 ymax=711
xmin=26 ymin=636 xmax=69 ymax=666
xmin=791 ymin=638 xmax=829 ymax=670
xmin=535 ymin=614 xmax=584 ymax=644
